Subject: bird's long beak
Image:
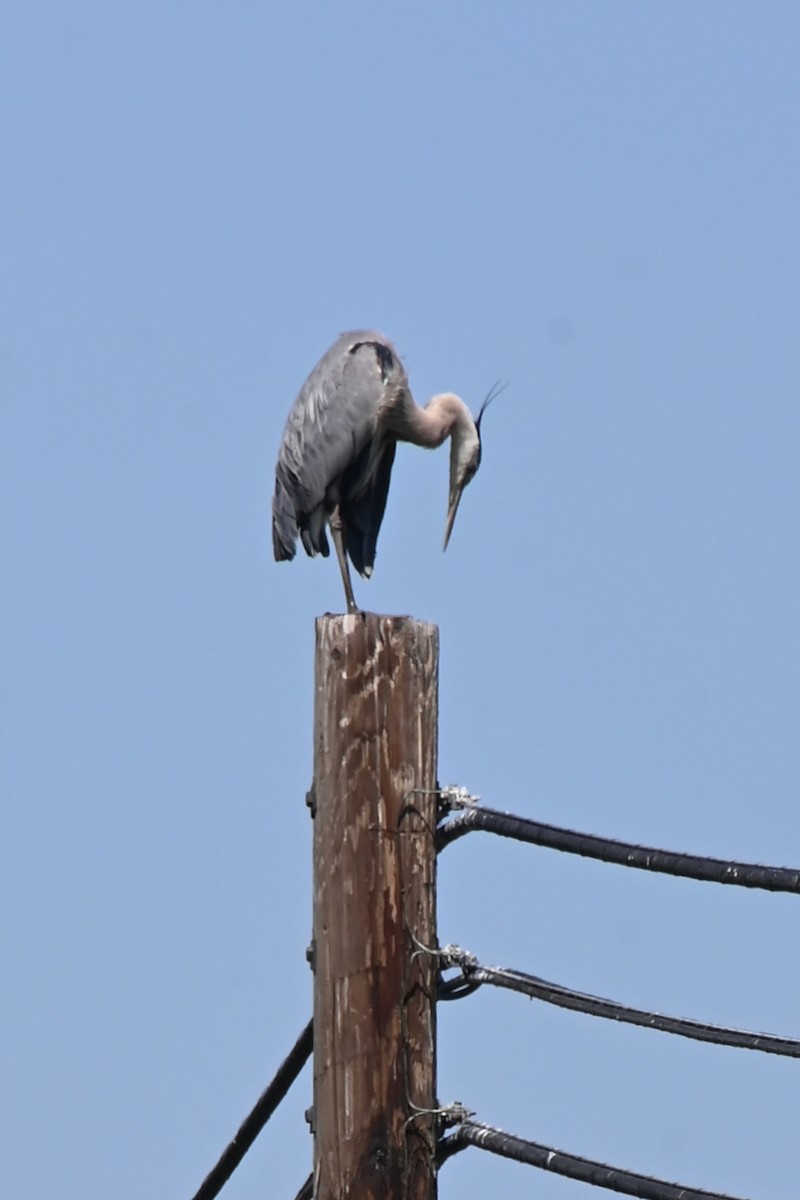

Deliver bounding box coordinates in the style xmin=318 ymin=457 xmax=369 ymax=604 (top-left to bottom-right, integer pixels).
xmin=443 ymin=483 xmax=464 ymax=551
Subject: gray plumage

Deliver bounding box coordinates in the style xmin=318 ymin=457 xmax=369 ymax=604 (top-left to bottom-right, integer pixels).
xmin=273 ymin=330 xmax=403 ymax=577
xmin=273 ymin=329 xmax=494 ymax=612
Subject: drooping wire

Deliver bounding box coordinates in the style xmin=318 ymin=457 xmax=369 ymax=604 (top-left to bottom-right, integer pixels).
xmin=439 ymin=1118 xmax=752 ymax=1200
xmin=437 ymin=949 xmax=800 ymax=1057
xmin=190 ymin=1018 xmax=313 ymax=1200
xmin=437 ymin=802 xmax=800 ymax=892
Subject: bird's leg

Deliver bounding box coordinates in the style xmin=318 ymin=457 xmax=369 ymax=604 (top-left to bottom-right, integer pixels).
xmin=329 ymin=507 xmax=360 ymax=614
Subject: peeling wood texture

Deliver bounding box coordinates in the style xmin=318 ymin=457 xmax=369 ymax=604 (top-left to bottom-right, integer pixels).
xmin=312 ymin=614 xmax=439 ymax=1200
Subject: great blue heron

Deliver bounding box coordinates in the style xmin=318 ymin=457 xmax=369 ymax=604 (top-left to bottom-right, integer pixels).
xmin=272 ymin=330 xmax=496 ymax=613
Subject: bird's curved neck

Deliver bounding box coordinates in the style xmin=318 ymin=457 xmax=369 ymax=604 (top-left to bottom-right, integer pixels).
xmin=396 ymin=392 xmax=473 ymax=449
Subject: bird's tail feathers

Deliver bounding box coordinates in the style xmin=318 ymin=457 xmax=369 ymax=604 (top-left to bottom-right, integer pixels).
xmin=272 ymin=480 xmax=298 ymax=562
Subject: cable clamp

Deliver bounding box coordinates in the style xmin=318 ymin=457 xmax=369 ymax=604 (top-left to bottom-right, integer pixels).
xmin=439 ymin=943 xmax=479 ymax=972
xmin=438 ymin=785 xmax=480 ymax=814
xmin=405 ymin=1099 xmax=474 ymax=1132
xmin=438 ymin=1101 xmax=474 ymax=1130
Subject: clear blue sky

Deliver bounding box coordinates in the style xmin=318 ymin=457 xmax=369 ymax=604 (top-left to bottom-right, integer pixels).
xmin=3 ymin=3 xmax=800 ymax=1197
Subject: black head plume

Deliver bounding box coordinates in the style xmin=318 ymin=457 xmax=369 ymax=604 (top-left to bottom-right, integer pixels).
xmin=475 ymin=380 xmax=507 ymax=464
xmin=476 ymin=380 xmax=506 ymax=434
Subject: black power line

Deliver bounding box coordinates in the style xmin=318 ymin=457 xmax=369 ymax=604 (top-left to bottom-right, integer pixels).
xmin=438 ymin=953 xmax=800 ymax=1057
xmin=439 ymin=1118 xmax=752 ymax=1200
xmin=190 ymin=1018 xmax=312 ymax=1200
xmin=292 ymin=1174 xmax=313 ymax=1200
xmin=437 ymin=802 xmax=800 ymax=892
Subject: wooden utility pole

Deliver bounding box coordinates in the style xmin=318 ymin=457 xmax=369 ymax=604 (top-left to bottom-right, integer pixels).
xmin=310 ymin=613 xmax=439 ymax=1200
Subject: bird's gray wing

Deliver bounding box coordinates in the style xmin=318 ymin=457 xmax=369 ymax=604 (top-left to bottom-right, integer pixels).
xmin=272 ymin=331 xmax=405 ymax=561
xmin=341 ymin=439 xmax=397 ymax=577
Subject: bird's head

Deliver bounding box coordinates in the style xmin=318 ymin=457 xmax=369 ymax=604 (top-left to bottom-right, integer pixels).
xmin=443 ymin=383 xmax=504 ymax=550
